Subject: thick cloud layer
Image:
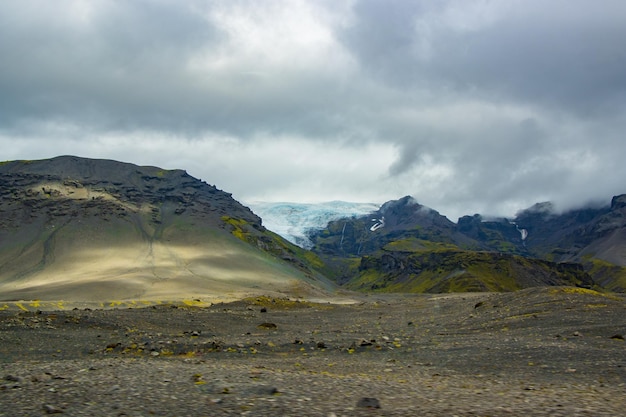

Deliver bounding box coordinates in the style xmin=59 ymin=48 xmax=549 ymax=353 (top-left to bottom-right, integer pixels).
xmin=1 ymin=0 xmax=625 ymax=221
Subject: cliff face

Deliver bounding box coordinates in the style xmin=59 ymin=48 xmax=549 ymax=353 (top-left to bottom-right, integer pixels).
xmin=0 ymin=156 xmax=333 ymax=301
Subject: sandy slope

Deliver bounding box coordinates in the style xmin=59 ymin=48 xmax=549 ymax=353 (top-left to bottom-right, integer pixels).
xmin=0 ymin=219 xmax=332 ymax=302
xmin=0 ymin=156 xmax=339 ymax=303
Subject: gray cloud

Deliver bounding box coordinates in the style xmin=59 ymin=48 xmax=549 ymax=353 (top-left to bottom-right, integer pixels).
xmin=340 ymin=0 xmax=626 ymax=112
xmin=1 ymin=0 xmax=625 ymax=221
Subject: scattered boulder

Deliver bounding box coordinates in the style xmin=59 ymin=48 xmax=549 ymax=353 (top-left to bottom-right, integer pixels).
xmin=43 ymin=404 xmax=64 ymax=414
xmin=4 ymin=375 xmax=21 ymax=383
xmin=356 ymin=397 xmax=381 ymax=409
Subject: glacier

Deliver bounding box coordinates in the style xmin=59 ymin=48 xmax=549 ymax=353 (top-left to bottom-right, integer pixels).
xmin=245 ymin=201 xmax=380 ymax=248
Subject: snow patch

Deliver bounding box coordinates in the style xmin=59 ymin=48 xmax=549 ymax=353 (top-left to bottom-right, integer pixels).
xmin=370 ymin=216 xmax=385 ymax=231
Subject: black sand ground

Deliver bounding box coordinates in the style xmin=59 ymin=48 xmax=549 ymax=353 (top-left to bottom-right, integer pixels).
xmin=1 ymin=287 xmax=625 ymax=416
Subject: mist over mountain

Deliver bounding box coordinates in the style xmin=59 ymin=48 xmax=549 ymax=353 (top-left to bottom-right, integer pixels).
xmin=300 ymin=195 xmax=626 ymax=292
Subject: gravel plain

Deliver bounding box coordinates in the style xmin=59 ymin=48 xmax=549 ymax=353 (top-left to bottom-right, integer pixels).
xmin=1 ymin=287 xmax=625 ymax=416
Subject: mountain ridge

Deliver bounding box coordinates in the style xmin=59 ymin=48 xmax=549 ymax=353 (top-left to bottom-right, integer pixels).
xmin=3 ymin=156 xmax=625 ymax=301
xmin=303 ymin=194 xmax=626 ymax=292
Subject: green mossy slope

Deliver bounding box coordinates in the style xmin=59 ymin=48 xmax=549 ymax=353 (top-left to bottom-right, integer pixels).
xmin=348 ymin=249 xmax=594 ymax=293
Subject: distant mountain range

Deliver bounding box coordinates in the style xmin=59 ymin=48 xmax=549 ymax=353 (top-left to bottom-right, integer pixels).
xmin=1 ymin=156 xmax=624 ymax=303
xmin=302 ymin=195 xmax=626 ymax=292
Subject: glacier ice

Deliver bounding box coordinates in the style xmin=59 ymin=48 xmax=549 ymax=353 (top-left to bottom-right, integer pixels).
xmin=245 ymin=201 xmax=380 ymax=248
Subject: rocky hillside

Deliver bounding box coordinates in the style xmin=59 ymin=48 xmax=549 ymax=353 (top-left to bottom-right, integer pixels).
xmin=3 ymin=156 xmax=623 ymax=300
xmin=307 ymin=195 xmax=626 ymax=292
xmin=310 ymin=196 xmax=474 ymax=257
xmin=352 ymin=250 xmax=593 ymax=293
xmin=0 ymin=156 xmax=333 ymax=302
xmin=460 ymin=197 xmax=626 ymax=291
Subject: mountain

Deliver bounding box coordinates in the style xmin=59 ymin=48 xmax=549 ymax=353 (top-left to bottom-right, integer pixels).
xmin=458 ymin=201 xmax=612 ymax=258
xmin=4 ymin=156 xmax=623 ymax=301
xmin=246 ymin=201 xmax=380 ymax=248
xmin=352 ymin=250 xmax=592 ymax=293
xmin=300 ymin=195 xmax=626 ymax=293
xmin=460 ymin=198 xmax=626 ymax=291
xmin=309 ymin=196 xmax=476 ymax=257
xmin=0 ymin=156 xmax=335 ymax=302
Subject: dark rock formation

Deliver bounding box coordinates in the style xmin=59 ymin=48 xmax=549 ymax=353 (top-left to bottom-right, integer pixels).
xmin=307 ymin=194 xmax=626 ymax=292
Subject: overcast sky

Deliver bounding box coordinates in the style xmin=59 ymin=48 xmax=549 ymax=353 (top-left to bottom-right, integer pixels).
xmin=1 ymin=0 xmax=625 ymax=221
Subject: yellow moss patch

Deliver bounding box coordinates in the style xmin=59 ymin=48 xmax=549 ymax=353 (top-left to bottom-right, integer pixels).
xmin=182 ymin=299 xmax=209 ymax=307
xmin=550 ymin=287 xmax=603 ymax=296
xmin=549 ymin=287 xmax=621 ymax=300
xmin=221 ymin=216 xmax=249 ymax=241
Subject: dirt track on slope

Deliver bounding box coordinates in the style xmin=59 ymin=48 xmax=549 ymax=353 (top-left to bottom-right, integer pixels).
xmin=1 ymin=287 xmax=625 ymax=416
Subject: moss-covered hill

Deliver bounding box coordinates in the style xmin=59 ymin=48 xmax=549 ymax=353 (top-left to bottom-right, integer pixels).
xmin=352 ymin=248 xmax=594 ymax=293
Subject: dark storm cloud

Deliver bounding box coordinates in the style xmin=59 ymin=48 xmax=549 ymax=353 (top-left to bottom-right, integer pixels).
xmin=0 ymin=2 xmax=216 ymax=130
xmin=334 ymin=0 xmax=626 ymax=217
xmin=1 ymin=0 xmax=626 ymax=220
xmin=340 ymin=0 xmax=626 ymax=113
xmin=0 ymin=0 xmax=353 ymax=138
xmin=432 ymin=5 xmax=626 ymax=115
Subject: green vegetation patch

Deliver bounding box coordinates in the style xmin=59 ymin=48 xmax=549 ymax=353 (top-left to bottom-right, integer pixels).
xmin=220 ymin=217 xmax=333 ymax=284
xmin=583 ymin=257 xmax=626 ymax=292
xmin=548 ymin=286 xmax=621 ymax=300
xmin=383 ymin=238 xmax=458 ymax=252
xmin=348 ymin=249 xmax=593 ymax=294
xmin=221 ymin=216 xmax=250 ymax=241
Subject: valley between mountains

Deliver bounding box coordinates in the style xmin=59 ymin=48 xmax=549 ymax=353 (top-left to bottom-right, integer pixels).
xmin=2 ymin=156 xmax=625 ymax=304
xmin=1 ymin=156 xmax=625 ymax=416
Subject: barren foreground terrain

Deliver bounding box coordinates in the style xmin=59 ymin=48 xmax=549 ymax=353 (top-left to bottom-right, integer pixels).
xmin=1 ymin=287 xmax=625 ymax=416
